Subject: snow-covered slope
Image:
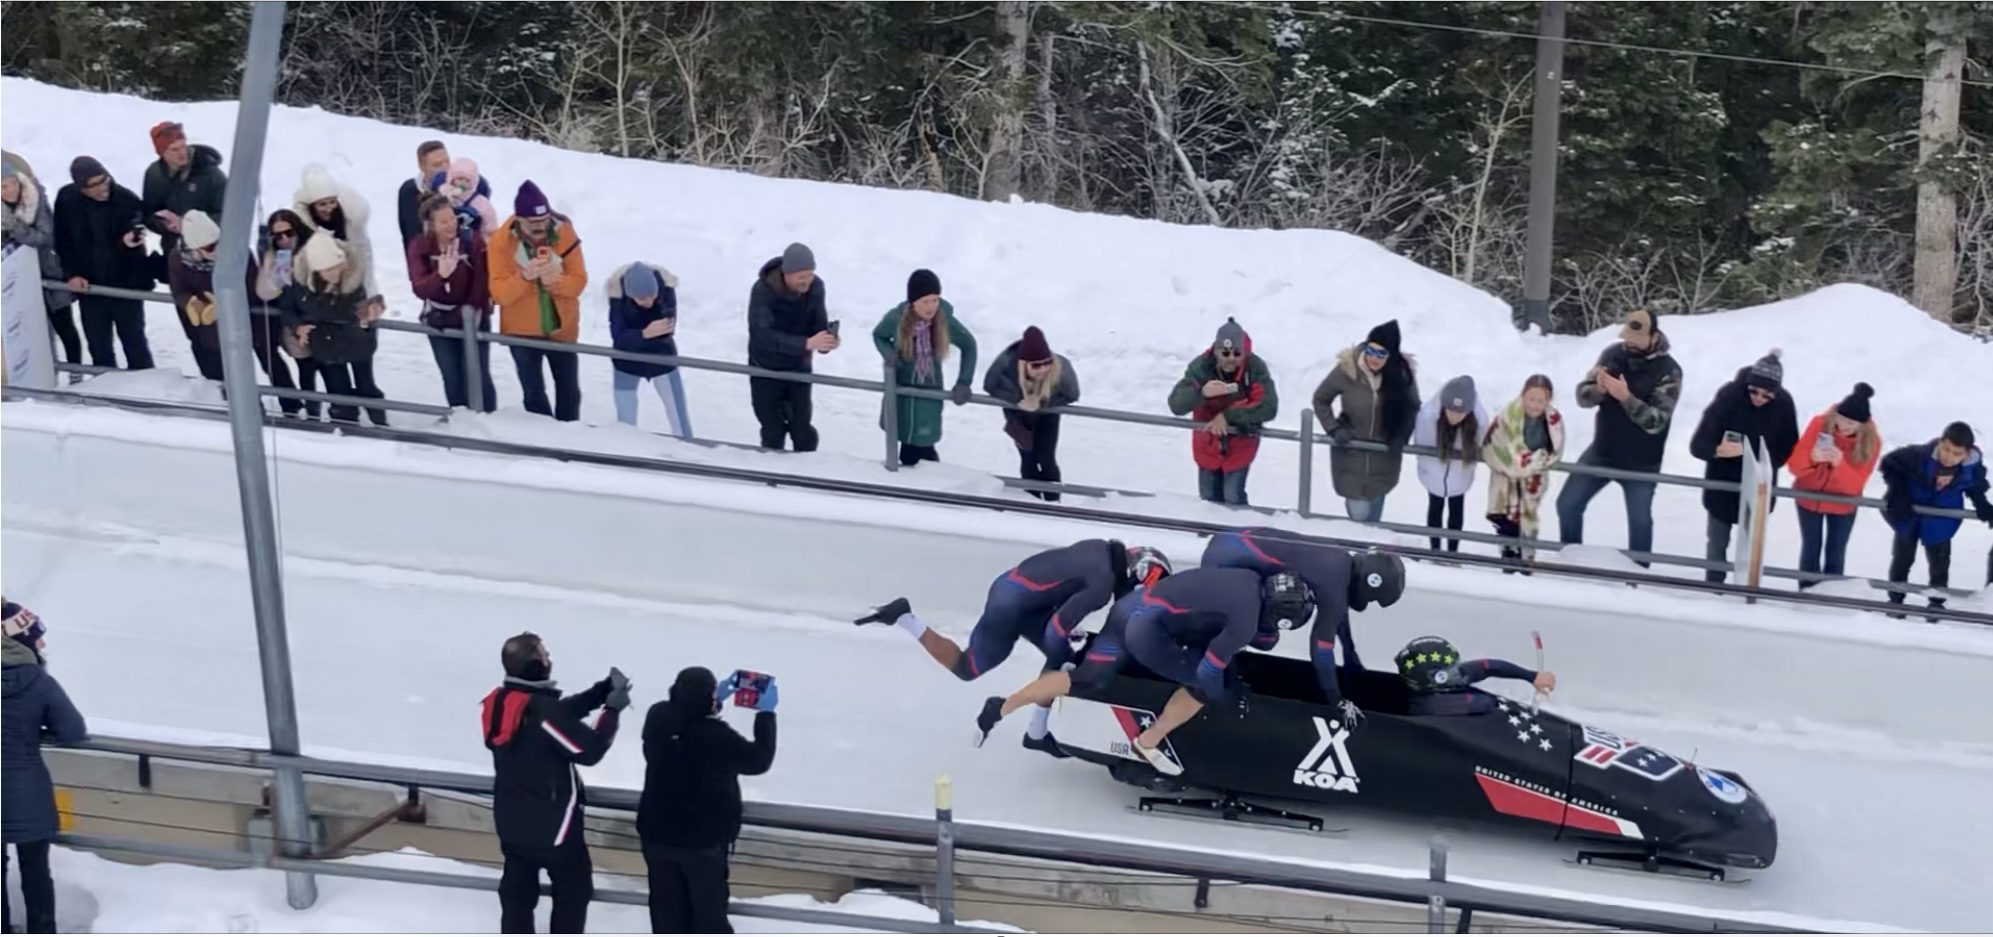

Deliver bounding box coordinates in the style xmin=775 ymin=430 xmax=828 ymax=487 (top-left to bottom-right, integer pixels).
xmin=7 ymin=76 xmax=1987 ymax=582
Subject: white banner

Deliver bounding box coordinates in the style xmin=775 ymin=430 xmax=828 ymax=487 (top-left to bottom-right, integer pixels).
xmin=1 ymin=244 xmax=56 ymax=390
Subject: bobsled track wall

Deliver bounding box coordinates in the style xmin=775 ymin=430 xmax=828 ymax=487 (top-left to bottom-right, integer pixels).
xmin=7 ymin=403 xmax=1993 ymax=932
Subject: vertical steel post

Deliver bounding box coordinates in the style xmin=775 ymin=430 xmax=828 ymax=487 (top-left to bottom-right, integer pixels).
xmin=1298 ymin=410 xmax=1315 ymax=517
xmin=1517 ymin=1 xmax=1566 ymax=333
xmin=461 ymin=320 xmax=485 ymax=415
xmin=882 ymin=365 xmax=900 ymax=472
xmin=934 ymin=775 xmax=956 ymax=926
xmin=1427 ymin=836 xmax=1448 ymax=933
xmin=211 ymin=0 xmax=316 ymax=910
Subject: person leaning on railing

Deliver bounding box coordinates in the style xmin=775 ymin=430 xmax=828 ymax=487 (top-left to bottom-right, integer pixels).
xmin=1784 ymin=382 xmax=1881 ymax=587
xmin=163 ymin=209 xmax=226 ymax=381
xmin=52 ymin=155 xmax=157 ymax=370
xmin=279 ymin=231 xmax=389 ymax=426
xmin=293 ymin=164 xmax=390 ymax=427
xmin=983 ymin=325 xmax=1079 ymax=502
xmin=407 ymin=193 xmax=496 ymax=413
xmin=1169 ymin=317 xmax=1277 ymax=507
xmin=1879 ymin=421 xmax=1992 ymax=620
xmin=873 ymin=268 xmax=976 ymax=467
xmin=490 ymin=180 xmax=588 ymax=422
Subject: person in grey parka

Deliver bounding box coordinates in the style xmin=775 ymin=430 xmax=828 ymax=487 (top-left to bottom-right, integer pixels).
xmin=1312 ymin=319 xmax=1422 ymax=523
xmin=2 ymin=600 xmax=87 ymax=934
xmin=2 ymin=151 xmax=82 ymax=364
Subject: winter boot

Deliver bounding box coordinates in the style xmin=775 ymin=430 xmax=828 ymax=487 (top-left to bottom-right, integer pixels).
xmin=854 ymin=597 xmax=911 ymax=627
xmin=1021 ymin=732 xmax=1070 ymax=759
xmin=973 ymin=696 xmax=1004 ymax=747
xmin=1927 ymin=597 xmax=1947 ymax=624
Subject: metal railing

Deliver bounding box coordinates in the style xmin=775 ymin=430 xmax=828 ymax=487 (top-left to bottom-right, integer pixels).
xmin=62 ymin=733 xmax=1807 ymax=934
xmin=29 ymin=278 xmax=1988 ymax=613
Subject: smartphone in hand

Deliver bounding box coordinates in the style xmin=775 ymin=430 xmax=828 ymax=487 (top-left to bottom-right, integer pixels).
xmin=827 ymin=320 xmax=841 ymax=337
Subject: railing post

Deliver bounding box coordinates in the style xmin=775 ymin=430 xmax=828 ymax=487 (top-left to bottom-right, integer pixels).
xmin=1298 ymin=410 xmax=1315 ymax=517
xmin=934 ymin=774 xmax=956 ymax=927
xmin=883 ymin=364 xmax=900 ymax=472
xmin=461 ymin=319 xmax=485 ymax=415
xmin=1427 ymin=836 xmax=1448 ymax=933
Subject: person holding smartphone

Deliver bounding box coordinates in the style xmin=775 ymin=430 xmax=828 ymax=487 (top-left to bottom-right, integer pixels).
xmin=1785 ymin=383 xmax=1881 ymax=586
xmin=746 ymin=242 xmax=835 ymax=451
xmin=637 ymin=666 xmax=778 ymax=934
xmin=1688 ymin=349 xmax=1799 ymax=584
xmin=490 ymin=180 xmax=589 ymax=421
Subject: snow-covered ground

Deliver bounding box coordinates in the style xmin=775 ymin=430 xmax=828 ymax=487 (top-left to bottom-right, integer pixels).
xmin=24 ymin=846 xmax=1007 ymax=933
xmin=8 ymin=408 xmax=1993 ymax=931
xmin=5 ymin=77 xmax=1989 ymax=591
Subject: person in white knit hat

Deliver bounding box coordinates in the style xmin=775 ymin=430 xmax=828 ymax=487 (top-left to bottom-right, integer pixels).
xmin=163 ymin=209 xmax=226 ymax=379
xmin=276 ymin=230 xmax=388 ymax=425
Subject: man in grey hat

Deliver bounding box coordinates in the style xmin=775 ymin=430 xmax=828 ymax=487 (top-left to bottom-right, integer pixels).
xmin=747 ymin=242 xmax=836 ymax=450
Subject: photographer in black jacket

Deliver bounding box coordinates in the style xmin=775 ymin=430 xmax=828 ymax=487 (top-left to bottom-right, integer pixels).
xmin=637 ymin=667 xmax=778 ymax=934
xmin=481 ymin=632 xmax=632 ymax=934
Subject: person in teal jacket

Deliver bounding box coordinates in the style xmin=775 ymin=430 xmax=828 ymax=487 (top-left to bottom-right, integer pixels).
xmin=874 ymin=269 xmax=977 ymax=466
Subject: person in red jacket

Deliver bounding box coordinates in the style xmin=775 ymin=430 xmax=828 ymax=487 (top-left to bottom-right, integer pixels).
xmin=1166 ymin=318 xmax=1279 ymax=505
xmin=1784 ymin=383 xmax=1881 ymax=586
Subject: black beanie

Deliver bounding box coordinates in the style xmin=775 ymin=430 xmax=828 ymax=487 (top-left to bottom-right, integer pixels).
xmin=1365 ymin=319 xmax=1402 ymax=354
xmin=1836 ymin=382 xmax=1874 ymax=424
xmin=669 ymin=666 xmax=719 ymax=717
xmin=906 ymin=268 xmax=941 ymax=304
xmin=69 ymin=156 xmax=107 ymax=186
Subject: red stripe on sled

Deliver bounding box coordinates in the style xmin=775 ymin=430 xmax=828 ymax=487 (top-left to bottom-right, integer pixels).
xmin=1111 ymin=706 xmax=1145 ymax=741
xmin=1474 ymin=771 xmax=1642 ymax=840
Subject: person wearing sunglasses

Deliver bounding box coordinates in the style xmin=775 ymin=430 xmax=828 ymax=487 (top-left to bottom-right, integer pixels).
xmin=1559 ymin=308 xmax=1684 ymax=564
xmin=1167 ymin=317 xmax=1278 ymax=506
xmin=250 ymin=209 xmax=322 ymax=418
xmin=53 ymin=156 xmax=159 ymax=370
xmin=1688 ymin=349 xmax=1799 ymax=584
xmin=1312 ymin=319 xmax=1421 ymax=523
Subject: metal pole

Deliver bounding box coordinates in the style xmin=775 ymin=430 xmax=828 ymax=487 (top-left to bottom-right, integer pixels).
xmin=1516 ymin=0 xmax=1565 ymax=333
xmin=883 ymin=363 xmax=901 ymax=472
xmin=211 ymin=0 xmax=317 ymax=910
xmin=934 ymin=774 xmax=957 ymax=927
xmin=1298 ymin=410 xmax=1315 ymax=517
xmin=462 ymin=314 xmax=485 ymax=414
xmin=1427 ymin=836 xmax=1448 ymax=933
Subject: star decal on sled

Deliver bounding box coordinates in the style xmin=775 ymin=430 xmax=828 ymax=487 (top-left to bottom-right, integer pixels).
xmin=1538 ymin=738 xmax=1553 ymax=751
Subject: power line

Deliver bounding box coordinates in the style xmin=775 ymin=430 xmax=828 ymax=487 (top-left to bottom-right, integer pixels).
xmin=1262 ymin=5 xmax=1993 ymax=90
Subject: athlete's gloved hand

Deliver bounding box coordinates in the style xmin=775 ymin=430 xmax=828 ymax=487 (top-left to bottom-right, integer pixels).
xmin=1335 ymin=698 xmax=1365 ymax=727
xmin=951 ymin=383 xmax=972 ymax=406
xmin=605 ymin=667 xmax=633 ymax=711
xmin=752 ymin=676 xmax=780 ymax=713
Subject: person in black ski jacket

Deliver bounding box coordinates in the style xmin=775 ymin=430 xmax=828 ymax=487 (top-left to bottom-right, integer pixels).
xmin=480 ymin=632 xmax=631 ymax=935
xmin=141 ymin=121 xmax=227 ymax=255
xmin=53 ymin=156 xmax=158 ymax=370
xmin=2 ymin=600 xmax=88 ymax=935
xmin=745 ymin=243 xmax=837 ymax=450
xmin=637 ymin=666 xmax=779 ymax=934
xmin=1688 ymin=350 xmax=1800 ymax=583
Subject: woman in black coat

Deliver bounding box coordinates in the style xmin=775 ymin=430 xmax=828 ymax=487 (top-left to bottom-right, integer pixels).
xmin=279 ymin=231 xmax=387 ymax=425
xmin=2 ymin=601 xmax=88 ymax=934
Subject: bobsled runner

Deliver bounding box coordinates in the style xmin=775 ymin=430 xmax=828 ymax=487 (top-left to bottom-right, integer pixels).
xmin=1049 ymin=646 xmax=1777 ymax=880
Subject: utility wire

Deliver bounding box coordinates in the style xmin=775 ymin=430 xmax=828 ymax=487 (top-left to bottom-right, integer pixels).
xmin=1259 ymin=5 xmax=1993 ymax=90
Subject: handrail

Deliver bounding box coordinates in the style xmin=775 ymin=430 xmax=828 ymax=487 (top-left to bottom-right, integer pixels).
xmin=46 ymin=278 xmax=1978 ymax=524
xmin=10 ymin=384 xmax=1986 ymax=624
xmin=63 ymin=734 xmax=1808 ymax=933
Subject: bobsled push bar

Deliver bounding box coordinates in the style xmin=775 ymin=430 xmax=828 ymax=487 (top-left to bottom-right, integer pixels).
xmin=1137 ymin=790 xmax=1330 ymax=833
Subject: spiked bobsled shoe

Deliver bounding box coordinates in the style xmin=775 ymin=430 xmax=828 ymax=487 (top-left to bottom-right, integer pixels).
xmin=854 ymin=597 xmax=912 ymax=627
xmin=1021 ymin=732 xmax=1070 ymax=759
xmin=973 ymin=696 xmax=1004 ymax=747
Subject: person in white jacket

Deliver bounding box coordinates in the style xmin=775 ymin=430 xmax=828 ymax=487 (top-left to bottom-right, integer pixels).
xmin=1413 ymin=375 xmax=1489 ymax=553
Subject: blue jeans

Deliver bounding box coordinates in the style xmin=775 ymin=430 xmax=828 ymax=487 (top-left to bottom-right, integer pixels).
xmin=1198 ymin=467 xmax=1250 ymax=506
xmin=427 ymin=335 xmax=496 ymax=412
xmin=1796 ymin=507 xmax=1856 ymax=585
xmin=1556 ymin=448 xmax=1657 ymax=565
xmin=1345 ymin=496 xmax=1388 ymax=523
xmin=612 ymin=369 xmax=692 ymax=438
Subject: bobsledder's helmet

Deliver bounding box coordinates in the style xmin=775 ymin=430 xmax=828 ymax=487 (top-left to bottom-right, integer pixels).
xmin=1127 ymin=545 xmax=1173 ymax=591
xmin=1349 ymin=550 xmax=1407 ymax=612
xmin=1260 ymin=571 xmax=1316 ymax=631
xmin=1395 ymin=636 xmax=1463 ymax=692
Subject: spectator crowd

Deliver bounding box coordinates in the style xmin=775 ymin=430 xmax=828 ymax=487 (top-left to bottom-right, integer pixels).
xmin=5 ymin=130 xmax=1990 ymax=611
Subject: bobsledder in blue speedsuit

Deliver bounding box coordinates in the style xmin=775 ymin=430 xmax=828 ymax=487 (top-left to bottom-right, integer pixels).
xmin=1201 ymin=527 xmax=1405 ymax=710
xmin=857 ymin=539 xmax=1172 ymax=756
xmin=1394 ymin=635 xmax=1557 ymax=716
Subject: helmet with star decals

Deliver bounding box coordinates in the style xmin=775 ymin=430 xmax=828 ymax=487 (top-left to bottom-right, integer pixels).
xmin=1394 ymin=635 xmax=1463 ymax=692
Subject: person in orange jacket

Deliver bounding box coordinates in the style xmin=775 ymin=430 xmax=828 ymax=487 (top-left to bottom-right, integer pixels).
xmin=1784 ymin=383 xmax=1881 ymax=586
xmin=490 ymin=180 xmax=588 ymax=421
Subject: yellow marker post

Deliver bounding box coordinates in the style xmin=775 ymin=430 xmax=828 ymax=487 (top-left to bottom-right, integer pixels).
xmin=934 ymin=774 xmax=956 ymax=926
xmin=54 ymin=788 xmax=75 ymax=833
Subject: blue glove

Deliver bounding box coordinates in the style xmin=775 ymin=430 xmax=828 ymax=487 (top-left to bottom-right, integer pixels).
xmin=753 ymin=677 xmax=780 ymax=713
xmin=715 ymin=672 xmax=741 ymax=707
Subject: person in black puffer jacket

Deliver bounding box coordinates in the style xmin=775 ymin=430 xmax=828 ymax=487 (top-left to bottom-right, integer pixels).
xmin=638 ymin=666 xmax=778 ymax=934
xmin=53 ymin=156 xmax=159 ymax=370
xmin=745 ymin=243 xmax=837 ymax=451
xmin=278 ymin=231 xmax=388 ymax=426
xmin=481 ymin=632 xmax=631 ymax=935
xmin=1688 ymin=350 xmax=1799 ymax=584
xmin=2 ymin=601 xmax=88 ymax=935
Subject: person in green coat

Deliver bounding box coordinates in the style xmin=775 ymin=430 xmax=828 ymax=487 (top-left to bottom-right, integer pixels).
xmin=874 ymin=269 xmax=977 ymax=466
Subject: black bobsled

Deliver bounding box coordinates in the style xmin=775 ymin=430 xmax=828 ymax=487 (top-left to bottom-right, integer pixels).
xmin=1050 ymin=647 xmax=1777 ymax=875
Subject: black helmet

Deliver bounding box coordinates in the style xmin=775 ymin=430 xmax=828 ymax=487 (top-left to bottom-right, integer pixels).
xmin=1260 ymin=571 xmax=1316 ymax=631
xmin=1395 ymin=635 xmax=1462 ymax=692
xmin=1349 ymin=550 xmax=1406 ymax=611
xmin=1128 ymin=545 xmax=1173 ymax=589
